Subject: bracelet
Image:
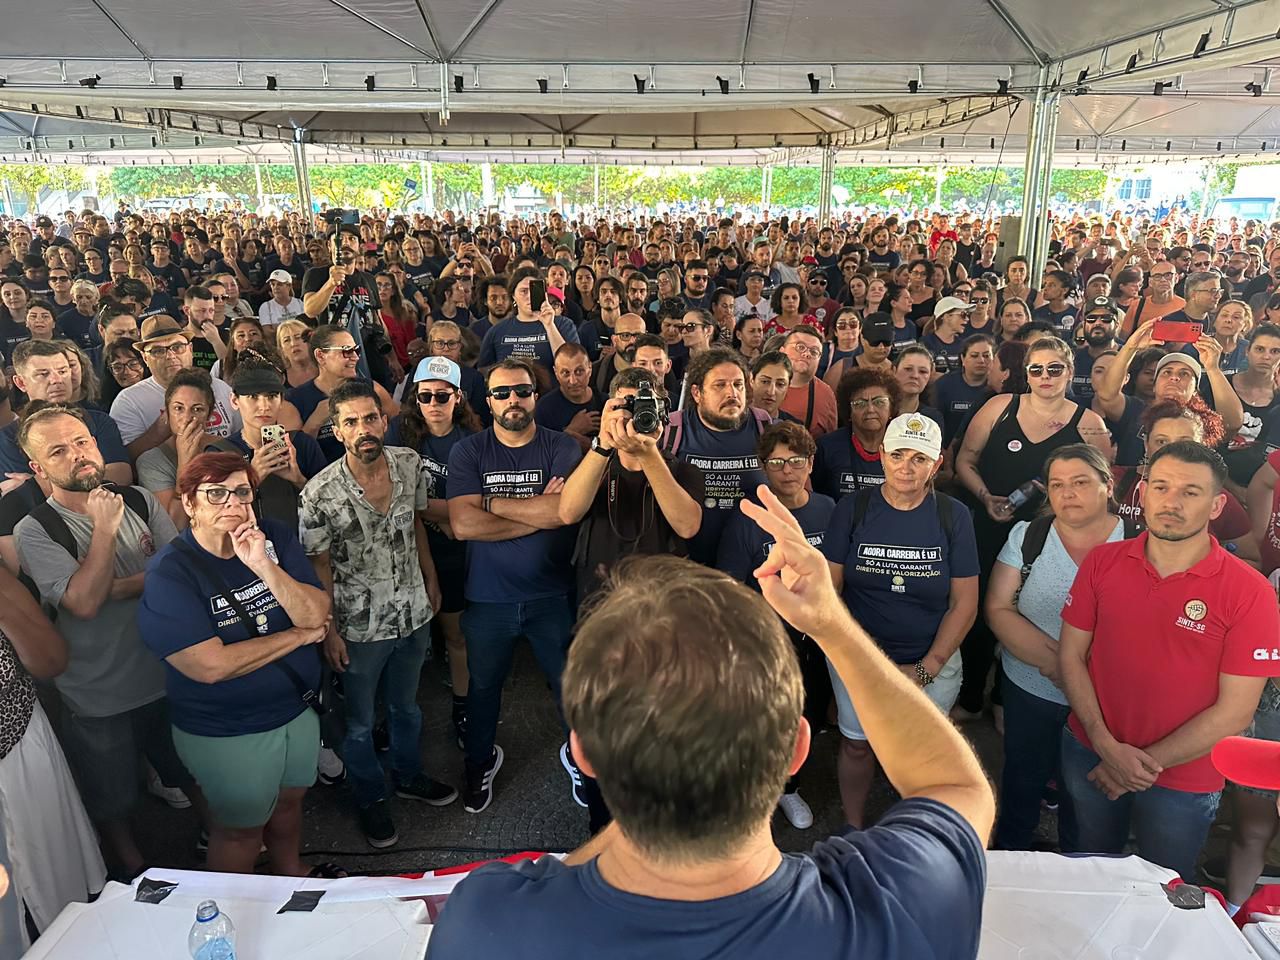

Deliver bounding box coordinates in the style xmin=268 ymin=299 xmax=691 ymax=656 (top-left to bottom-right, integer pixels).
xmin=915 ymin=661 xmax=935 ymax=686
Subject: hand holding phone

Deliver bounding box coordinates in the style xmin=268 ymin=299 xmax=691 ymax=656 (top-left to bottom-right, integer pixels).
xmin=1152 ymin=319 xmax=1202 ymax=344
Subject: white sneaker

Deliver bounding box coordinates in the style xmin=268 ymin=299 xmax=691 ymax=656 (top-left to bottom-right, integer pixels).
xmin=317 ymin=746 xmax=346 ymax=785
xmin=146 ymin=769 xmax=191 ymax=809
xmin=777 ymin=791 xmax=814 ymax=830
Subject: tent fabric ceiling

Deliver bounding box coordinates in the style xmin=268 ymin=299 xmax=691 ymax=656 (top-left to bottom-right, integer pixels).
xmin=0 ymin=0 xmax=1277 ymax=163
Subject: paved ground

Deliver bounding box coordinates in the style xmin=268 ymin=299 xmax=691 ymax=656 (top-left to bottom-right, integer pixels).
xmin=130 ymin=642 xmax=1055 ymax=877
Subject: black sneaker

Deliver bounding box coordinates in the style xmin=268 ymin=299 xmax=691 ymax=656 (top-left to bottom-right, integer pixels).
xmin=394 ymin=774 xmax=459 ymax=806
xmin=463 ymin=746 xmax=504 ymax=814
xmin=560 ymin=741 xmax=588 ymax=808
xmin=452 ymin=699 xmax=468 ymax=751
xmin=359 ymin=799 xmax=399 ymax=849
xmin=372 ymin=719 xmax=390 ymax=753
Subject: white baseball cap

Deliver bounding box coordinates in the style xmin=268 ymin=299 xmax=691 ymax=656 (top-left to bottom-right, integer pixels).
xmin=933 ymin=296 xmax=975 ymax=317
xmin=882 ymin=413 xmax=943 ymax=460
xmin=268 ymin=269 xmax=293 ymax=284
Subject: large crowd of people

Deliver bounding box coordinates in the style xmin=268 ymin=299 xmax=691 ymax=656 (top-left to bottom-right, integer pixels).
xmin=2 ymin=198 xmax=1280 ymax=953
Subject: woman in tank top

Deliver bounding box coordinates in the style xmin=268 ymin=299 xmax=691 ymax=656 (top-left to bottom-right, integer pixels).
xmin=952 ymin=336 xmax=1113 ymax=716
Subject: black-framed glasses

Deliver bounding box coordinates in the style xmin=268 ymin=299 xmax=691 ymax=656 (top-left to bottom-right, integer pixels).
xmin=764 ymin=455 xmax=809 ymax=470
xmin=834 ymin=321 xmax=859 ymax=331
xmin=808 ymin=277 xmax=828 ymax=286
xmin=613 ymin=331 xmax=640 ymax=341
xmin=109 ymin=359 xmax=144 ymax=375
xmin=317 ymin=345 xmax=360 ymax=358
xmin=429 ymin=339 xmax=461 ymax=350
xmin=210 ymin=294 xmax=228 ymax=302
xmin=677 ymin=322 xmax=709 ymax=333
xmin=686 ymin=273 xmax=708 ymax=282
xmin=197 ymin=484 xmax=254 ymax=504
xmin=971 ymin=296 xmax=990 ymax=304
xmin=1026 ymin=362 xmax=1068 ymax=378
xmin=417 ymin=389 xmax=456 ymax=405
xmin=49 ymin=275 xmax=70 ymax=282
xmin=488 ymin=383 xmax=535 ymax=400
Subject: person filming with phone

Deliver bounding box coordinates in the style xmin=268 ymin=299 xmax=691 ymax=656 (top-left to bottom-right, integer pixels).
xmin=477 ymin=267 xmax=582 ymax=375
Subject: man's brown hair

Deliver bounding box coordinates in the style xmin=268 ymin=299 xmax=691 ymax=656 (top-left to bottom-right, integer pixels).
xmin=563 ymin=555 xmax=803 ymax=861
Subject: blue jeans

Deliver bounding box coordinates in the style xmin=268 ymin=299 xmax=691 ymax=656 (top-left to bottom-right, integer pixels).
xmin=995 ymin=675 xmax=1077 ymax=852
xmin=342 ymin=627 xmax=431 ymax=807
xmin=1060 ymin=728 xmax=1220 ymax=881
xmin=461 ymin=596 xmax=573 ymax=769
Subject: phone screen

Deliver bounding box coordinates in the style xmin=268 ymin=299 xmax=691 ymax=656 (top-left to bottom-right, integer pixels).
xmin=528 ymin=279 xmax=546 ymax=310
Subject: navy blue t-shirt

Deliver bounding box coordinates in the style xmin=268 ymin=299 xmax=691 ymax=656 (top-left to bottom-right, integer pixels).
xmin=930 ymin=372 xmax=990 ymax=446
xmin=55 ymin=307 xmax=98 ymax=354
xmin=671 ymin=411 xmax=768 ymax=565
xmin=478 ymin=315 xmax=581 ymax=372
xmin=222 ymin=430 xmax=329 ymax=480
xmin=821 ymin=488 xmax=979 ymax=663
xmin=447 ymin=426 xmax=583 ymax=602
xmin=426 ymin=798 xmax=985 ymax=960
xmin=717 ymin=493 xmax=836 ymax=586
xmin=284 ymin=378 xmax=346 ymax=463
xmin=535 ymin=388 xmax=603 ymax=433
xmin=0 ymin=407 xmax=128 ymax=474
xmin=813 ymin=430 xmax=885 ymax=500
xmin=1033 ymin=303 xmax=1078 ymax=336
xmin=387 ymin=417 xmax=473 ymax=573
xmin=919 ymin=333 xmax=962 ymax=376
xmin=137 ymin=519 xmax=324 ymax=737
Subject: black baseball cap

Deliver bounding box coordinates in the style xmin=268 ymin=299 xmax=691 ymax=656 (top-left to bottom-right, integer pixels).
xmin=1085 ymin=295 xmax=1119 ymax=318
xmin=863 ymin=311 xmax=894 ymax=345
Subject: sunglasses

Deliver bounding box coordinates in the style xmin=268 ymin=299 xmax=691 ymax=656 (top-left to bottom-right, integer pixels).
xmin=488 ymin=384 xmax=535 ymax=401
xmin=677 ymin=322 xmax=709 ymax=333
xmin=317 ymin=345 xmax=361 ymax=358
xmin=417 ymin=389 xmax=456 ymax=405
xmin=834 ymin=321 xmax=859 ymax=331
xmin=971 ymin=296 xmax=990 ymax=304
xmin=1026 ymin=362 xmax=1068 ymax=378
xmin=808 ymin=277 xmax=828 ymax=286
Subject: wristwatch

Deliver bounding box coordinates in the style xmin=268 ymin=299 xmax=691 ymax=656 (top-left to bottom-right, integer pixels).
xmin=914 ymin=661 xmax=935 ymax=686
xmin=590 ymin=435 xmax=613 ymax=457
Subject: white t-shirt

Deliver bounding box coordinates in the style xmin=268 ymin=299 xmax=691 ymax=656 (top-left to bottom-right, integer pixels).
xmin=734 ymin=295 xmax=776 ymax=323
xmin=259 ymin=297 xmax=304 ymax=326
xmin=109 ymin=375 xmax=241 ymax=444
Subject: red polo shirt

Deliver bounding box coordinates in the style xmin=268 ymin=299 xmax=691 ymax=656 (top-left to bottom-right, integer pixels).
xmin=1063 ymin=532 xmax=1280 ymax=793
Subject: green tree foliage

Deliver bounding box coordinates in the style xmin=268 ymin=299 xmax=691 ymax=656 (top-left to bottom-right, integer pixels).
xmin=0 ymin=163 xmax=89 ymax=205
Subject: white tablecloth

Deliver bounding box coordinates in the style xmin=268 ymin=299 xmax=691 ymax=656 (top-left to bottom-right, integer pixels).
xmin=24 ymin=853 xmax=1262 ymax=959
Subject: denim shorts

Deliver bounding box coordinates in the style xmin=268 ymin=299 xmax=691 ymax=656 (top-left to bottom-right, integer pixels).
xmin=828 ymin=649 xmax=963 ymax=741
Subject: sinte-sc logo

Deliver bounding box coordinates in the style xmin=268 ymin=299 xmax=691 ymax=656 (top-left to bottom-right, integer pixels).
xmin=1183 ymin=599 xmax=1208 ymax=622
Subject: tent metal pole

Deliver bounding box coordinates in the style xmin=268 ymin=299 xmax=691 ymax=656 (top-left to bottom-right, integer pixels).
xmin=253 ymin=162 xmax=263 ymax=210
xmin=425 ymin=160 xmax=434 ymax=212
xmin=817 ymin=146 xmax=834 ymax=225
xmin=289 ymin=134 xmax=312 ymax=216
xmin=1018 ymin=65 xmax=1048 ymax=269
xmin=1030 ymin=91 xmax=1060 ymax=290
xmin=418 ymin=159 xmax=428 ymax=212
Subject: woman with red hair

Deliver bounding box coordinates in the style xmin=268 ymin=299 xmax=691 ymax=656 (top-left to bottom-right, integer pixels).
xmin=137 ymin=452 xmax=341 ymax=876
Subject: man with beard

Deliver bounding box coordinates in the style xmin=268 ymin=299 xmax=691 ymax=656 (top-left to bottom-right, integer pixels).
xmin=1059 ymin=441 xmax=1278 ymax=882
xmin=624 ymin=272 xmax=656 ymax=331
xmin=660 ymin=347 xmax=770 ymax=565
xmin=448 ymin=358 xmax=583 ymax=814
xmin=680 ymin=259 xmax=715 ymax=312
xmin=1223 ymin=250 xmax=1251 ymax=299
xmin=14 ymin=405 xmax=188 ymax=879
xmin=299 ymin=380 xmax=456 ymax=849
xmin=1072 ymin=298 xmax=1122 ymax=403
xmin=578 ymin=277 xmax=626 ymax=363
xmin=470 ymin=277 xmax=514 ymax=339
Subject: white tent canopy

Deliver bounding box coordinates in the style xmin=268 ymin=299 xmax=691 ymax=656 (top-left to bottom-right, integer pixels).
xmin=0 ymin=0 xmax=1278 ymax=163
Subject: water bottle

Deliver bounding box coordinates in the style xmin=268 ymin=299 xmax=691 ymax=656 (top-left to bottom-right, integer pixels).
xmin=188 ymin=899 xmax=237 ymax=960
xmin=1002 ymin=477 xmax=1044 ymax=516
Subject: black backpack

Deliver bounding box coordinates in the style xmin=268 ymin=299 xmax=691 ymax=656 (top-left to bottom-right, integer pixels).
xmin=848 ymin=486 xmax=959 ymax=554
xmin=27 ymin=485 xmax=150 ymax=560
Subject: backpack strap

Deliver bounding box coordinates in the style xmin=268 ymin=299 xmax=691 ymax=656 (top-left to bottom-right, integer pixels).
xmin=850 ymin=486 xmax=875 ymax=533
xmin=29 ymin=485 xmax=149 ymax=560
xmin=1013 ymin=516 xmax=1054 ymax=607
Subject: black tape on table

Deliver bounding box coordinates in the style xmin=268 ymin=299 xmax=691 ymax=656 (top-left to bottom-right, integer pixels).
xmin=1162 ymin=881 xmax=1205 ymax=909
xmin=134 ymin=878 xmax=179 ymax=904
xmin=278 ymin=889 xmax=326 ymax=913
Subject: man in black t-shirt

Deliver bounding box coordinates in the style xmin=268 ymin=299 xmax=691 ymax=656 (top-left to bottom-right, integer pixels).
xmin=535 ymin=343 xmax=603 ymax=450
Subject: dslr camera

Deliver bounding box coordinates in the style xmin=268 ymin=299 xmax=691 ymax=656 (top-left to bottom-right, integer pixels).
xmin=623 ymin=380 xmax=668 ymax=436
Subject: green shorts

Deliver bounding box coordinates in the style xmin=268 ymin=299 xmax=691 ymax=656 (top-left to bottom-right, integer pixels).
xmin=172 ymin=708 xmax=320 ymax=829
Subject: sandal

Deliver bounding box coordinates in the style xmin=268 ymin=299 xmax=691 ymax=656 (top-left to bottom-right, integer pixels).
xmin=307 ymin=862 xmax=349 ymax=879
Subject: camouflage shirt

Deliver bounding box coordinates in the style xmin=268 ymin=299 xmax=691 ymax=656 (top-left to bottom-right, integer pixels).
xmin=298 ymin=446 xmax=432 ymax=643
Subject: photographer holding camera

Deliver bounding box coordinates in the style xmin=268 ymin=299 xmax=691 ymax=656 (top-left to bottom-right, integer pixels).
xmin=559 ymin=368 xmax=702 ymax=602
xmin=301 ymin=223 xmax=395 ymax=391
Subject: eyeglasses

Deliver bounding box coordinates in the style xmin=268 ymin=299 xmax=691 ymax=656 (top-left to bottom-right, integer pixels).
xmin=49 ymin=275 xmax=70 ymax=282
xmin=1150 ymin=271 xmax=1175 ymax=279
xmin=808 ymin=277 xmax=828 ymax=286
xmin=971 ymin=296 xmax=990 ymax=304
xmin=677 ymin=322 xmax=709 ymax=333
xmin=614 ymin=331 xmax=640 ymax=341
xmin=851 ymin=396 xmax=891 ymax=410
xmin=417 ymin=390 xmax=456 ymax=405
xmin=1193 ymin=286 xmax=1222 ymax=296
xmin=1026 ymin=362 xmax=1068 ymax=378
xmin=429 ymin=339 xmax=461 ymax=350
xmin=787 ymin=343 xmax=823 ymax=357
xmin=317 ymin=345 xmax=360 ymax=358
xmin=834 ymin=321 xmax=859 ymax=331
xmin=764 ymin=456 xmax=809 ymax=470
xmin=144 ymin=342 xmax=189 ymax=359
xmin=197 ymin=484 xmax=254 ymax=504
xmin=210 ymin=294 xmax=228 ymax=302
xmin=687 ymin=274 xmax=708 ymax=282
xmin=488 ymin=383 xmax=535 ymax=400
xmin=109 ymin=359 xmax=143 ymax=375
